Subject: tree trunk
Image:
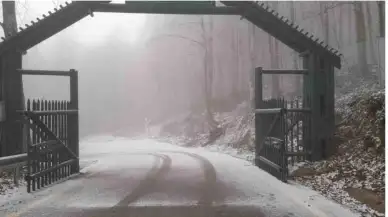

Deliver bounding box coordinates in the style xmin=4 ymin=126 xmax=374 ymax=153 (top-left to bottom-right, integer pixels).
xmin=365 ymin=2 xmax=377 ymax=67
xmin=269 ymin=1 xmax=280 ymax=98
xmin=319 ymin=2 xmax=329 ymax=43
xmin=377 ymin=1 xmax=384 ymax=37
xmin=231 ymin=24 xmax=239 ymax=100
xmin=2 ymin=1 xmax=17 ymax=37
xmin=201 ymin=16 xmax=217 ymax=130
xmin=338 ymin=3 xmax=343 ymax=46
xmin=248 ymin=23 xmax=256 ymax=110
xmin=290 ymin=1 xmax=301 ymax=97
xmin=354 ymin=1 xmax=368 ymax=77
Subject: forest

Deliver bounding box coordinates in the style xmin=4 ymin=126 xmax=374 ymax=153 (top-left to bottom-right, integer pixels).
xmin=0 ymin=1 xmax=385 ymax=216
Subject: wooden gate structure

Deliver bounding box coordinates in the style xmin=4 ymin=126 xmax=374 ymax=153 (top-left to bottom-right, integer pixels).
xmin=255 ymin=68 xmax=312 ymax=182
xmin=0 ymin=1 xmax=341 ymax=189
xmin=19 ymin=69 xmax=79 ymax=192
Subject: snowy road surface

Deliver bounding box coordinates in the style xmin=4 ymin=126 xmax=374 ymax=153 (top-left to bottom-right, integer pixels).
xmin=0 ymin=137 xmax=358 ymax=217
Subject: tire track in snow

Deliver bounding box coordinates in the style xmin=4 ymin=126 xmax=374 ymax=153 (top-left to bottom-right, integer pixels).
xmin=113 ymin=153 xmax=172 ymax=207
xmin=93 ymin=150 xmax=218 ymax=206
xmin=165 ymin=151 xmax=218 ymax=206
xmin=105 ymin=150 xmax=218 ymax=206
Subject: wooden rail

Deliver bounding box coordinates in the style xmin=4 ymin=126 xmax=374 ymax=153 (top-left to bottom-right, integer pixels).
xmin=93 ymin=3 xmax=242 ymax=15
xmin=17 ymin=69 xmax=72 ymax=76
xmin=261 ymin=69 xmax=308 ymax=75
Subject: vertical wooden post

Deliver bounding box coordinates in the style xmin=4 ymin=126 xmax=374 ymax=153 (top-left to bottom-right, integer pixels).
xmin=324 ymin=60 xmax=336 ymax=158
xmin=69 ymin=69 xmax=79 ymax=173
xmin=304 ymin=53 xmax=320 ymax=161
xmin=301 ymin=52 xmax=311 ymax=161
xmin=2 ymin=52 xmax=23 ymax=156
xmin=303 ymin=52 xmax=335 ymax=161
xmin=254 ymin=67 xmax=263 ymax=167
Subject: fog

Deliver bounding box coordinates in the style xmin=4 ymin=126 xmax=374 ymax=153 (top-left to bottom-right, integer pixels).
xmin=9 ymin=1 xmax=384 ymax=138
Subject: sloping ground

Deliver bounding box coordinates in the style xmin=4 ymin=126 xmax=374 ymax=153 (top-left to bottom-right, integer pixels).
xmin=291 ymin=85 xmax=385 ymax=217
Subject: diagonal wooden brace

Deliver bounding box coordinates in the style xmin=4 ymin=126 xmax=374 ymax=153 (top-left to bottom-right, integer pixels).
xmin=18 ymin=110 xmax=78 ymax=160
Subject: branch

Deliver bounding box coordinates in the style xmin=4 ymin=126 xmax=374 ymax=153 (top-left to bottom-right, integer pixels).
xmin=147 ymin=33 xmax=205 ymax=49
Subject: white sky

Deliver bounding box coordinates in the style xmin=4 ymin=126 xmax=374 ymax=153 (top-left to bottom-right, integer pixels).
xmin=9 ymin=0 xmax=147 ymax=46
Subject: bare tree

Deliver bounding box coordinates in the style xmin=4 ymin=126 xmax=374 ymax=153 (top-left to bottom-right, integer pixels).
xmin=319 ymin=2 xmax=329 ymax=43
xmin=146 ymin=15 xmax=219 ymax=131
xmin=377 ymin=1 xmax=384 ymax=37
xmin=290 ymin=1 xmax=301 ymax=96
xmin=365 ymin=2 xmax=377 ymax=67
xmin=230 ymin=20 xmax=241 ymax=101
xmin=268 ymin=2 xmax=280 ymax=98
xmin=353 ymin=1 xmax=368 ymax=77
xmin=1 ymin=1 xmax=17 ymax=37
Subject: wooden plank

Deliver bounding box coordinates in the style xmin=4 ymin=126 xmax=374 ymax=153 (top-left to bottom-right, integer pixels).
xmin=290 ymin=100 xmax=295 ymax=165
xmin=20 ymin=111 xmax=78 ymax=160
xmin=27 ymin=159 xmax=76 ymax=179
xmin=17 ymin=110 xmax=78 ymax=115
xmin=26 ymin=100 xmax=31 ymax=193
xmin=17 ymin=69 xmax=71 ymax=76
xmin=31 ymin=140 xmax=57 ymax=148
xmin=254 ymin=67 xmax=263 ymax=167
xmin=31 ymin=100 xmax=37 ymax=191
xmin=255 ymin=108 xmax=283 ymax=114
xmin=53 ymin=101 xmax=58 ymax=182
xmin=29 ymin=144 xmax=63 ymax=159
xmin=286 ymin=108 xmax=311 ymax=113
xmin=65 ymin=101 xmax=70 ymax=177
xmin=256 ymin=156 xmax=282 ymax=172
xmin=47 ymin=101 xmax=52 ymax=185
xmin=69 ymin=70 xmax=79 ymax=173
xmin=37 ymin=100 xmax=42 ymax=189
xmin=43 ymin=100 xmax=48 ymax=186
xmin=58 ymin=101 xmax=63 ymax=179
xmin=285 ymin=151 xmax=312 ymax=156
xmin=261 ymin=69 xmax=308 ymax=75
xmin=93 ymin=2 xmax=241 ymax=15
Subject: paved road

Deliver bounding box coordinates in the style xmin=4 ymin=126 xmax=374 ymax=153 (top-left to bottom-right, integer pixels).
xmin=0 ymin=139 xmax=327 ymax=217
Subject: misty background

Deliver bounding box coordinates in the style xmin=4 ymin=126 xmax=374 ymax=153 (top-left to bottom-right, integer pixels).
xmin=8 ymin=1 xmax=384 ymax=139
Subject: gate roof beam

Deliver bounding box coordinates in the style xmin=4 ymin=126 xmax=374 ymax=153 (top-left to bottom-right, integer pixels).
xmin=0 ymin=2 xmax=97 ymax=55
xmin=92 ymin=2 xmax=242 ymax=15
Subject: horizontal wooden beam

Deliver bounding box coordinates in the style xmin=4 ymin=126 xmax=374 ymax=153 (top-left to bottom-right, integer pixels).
xmin=92 ymin=3 xmax=242 ymax=15
xmin=17 ymin=69 xmax=72 ymax=76
xmin=261 ymin=69 xmax=308 ymax=75
xmin=256 ymin=156 xmax=282 ymax=172
xmin=255 ymin=108 xmax=283 ymax=114
xmin=31 ymin=140 xmax=57 ymax=148
xmin=286 ymin=108 xmax=311 ymax=113
xmin=18 ymin=110 xmax=78 ymax=115
xmin=27 ymin=159 xmax=77 ymax=179
xmin=285 ymin=151 xmax=312 ymax=156
xmin=0 ymin=153 xmax=27 ymax=167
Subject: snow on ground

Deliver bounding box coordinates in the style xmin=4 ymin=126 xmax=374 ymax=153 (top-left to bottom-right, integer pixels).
xmin=80 ymin=137 xmax=359 ymax=217
xmin=0 ymin=136 xmax=362 ymax=217
xmin=201 ymin=141 xmax=384 ymax=217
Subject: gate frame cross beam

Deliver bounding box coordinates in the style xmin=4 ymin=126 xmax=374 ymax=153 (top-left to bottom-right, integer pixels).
xmin=0 ymin=1 xmax=340 ymax=165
